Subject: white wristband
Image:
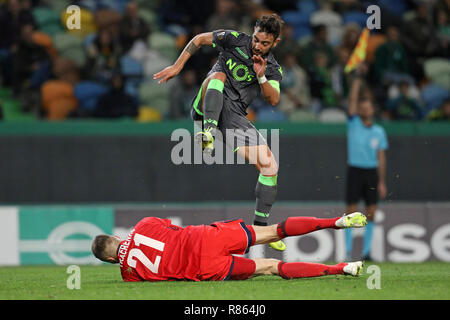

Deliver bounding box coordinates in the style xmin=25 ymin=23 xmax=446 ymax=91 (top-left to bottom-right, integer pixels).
xmin=257 ymin=75 xmax=267 ymax=84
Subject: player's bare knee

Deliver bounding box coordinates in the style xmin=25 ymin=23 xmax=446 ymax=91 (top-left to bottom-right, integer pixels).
xmin=253 ymin=224 xmax=279 ymax=245
xmin=259 ymin=162 xmax=278 ymax=177
xmin=258 ymin=148 xmax=278 ymax=176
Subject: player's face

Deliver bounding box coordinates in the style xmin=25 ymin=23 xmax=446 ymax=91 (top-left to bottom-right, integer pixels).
xmin=251 ymin=27 xmax=279 ymax=56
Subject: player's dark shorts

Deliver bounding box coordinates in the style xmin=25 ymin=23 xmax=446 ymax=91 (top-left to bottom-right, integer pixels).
xmin=346 ymin=166 xmax=379 ymax=205
xmin=199 ymin=219 xmax=256 ymax=281
xmin=190 ymin=89 xmax=267 ymax=148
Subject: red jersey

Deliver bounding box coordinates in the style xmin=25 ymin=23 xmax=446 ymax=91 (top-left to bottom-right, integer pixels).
xmin=118 ymin=217 xmax=205 ymax=282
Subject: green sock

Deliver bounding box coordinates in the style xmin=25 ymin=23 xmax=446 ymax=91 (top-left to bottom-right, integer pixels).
xmin=203 ymin=78 xmax=224 ymax=131
xmin=254 ymin=174 xmax=278 ymax=226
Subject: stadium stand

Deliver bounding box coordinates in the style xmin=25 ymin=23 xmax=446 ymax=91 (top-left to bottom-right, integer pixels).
xmin=0 ymin=0 xmax=447 ymax=122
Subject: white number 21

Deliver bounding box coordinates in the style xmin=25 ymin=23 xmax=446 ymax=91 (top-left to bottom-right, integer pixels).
xmin=127 ymin=233 xmax=165 ymax=274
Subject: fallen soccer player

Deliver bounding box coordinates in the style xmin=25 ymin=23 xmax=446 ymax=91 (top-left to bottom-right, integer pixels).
xmin=92 ymin=212 xmax=367 ymax=281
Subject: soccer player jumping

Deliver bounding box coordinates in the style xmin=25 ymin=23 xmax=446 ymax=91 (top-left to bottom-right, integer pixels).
xmin=92 ymin=212 xmax=367 ymax=282
xmin=154 ymin=14 xmax=285 ymax=250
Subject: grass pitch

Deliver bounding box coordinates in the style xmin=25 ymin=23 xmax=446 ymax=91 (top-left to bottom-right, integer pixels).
xmin=0 ymin=262 xmax=448 ymax=300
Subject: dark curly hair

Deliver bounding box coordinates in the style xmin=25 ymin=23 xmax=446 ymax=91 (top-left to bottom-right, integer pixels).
xmin=254 ymin=14 xmax=285 ymax=40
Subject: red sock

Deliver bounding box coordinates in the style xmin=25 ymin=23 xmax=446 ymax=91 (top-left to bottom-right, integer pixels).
xmin=277 ymin=216 xmax=340 ymax=238
xmin=278 ymin=261 xmax=346 ymax=279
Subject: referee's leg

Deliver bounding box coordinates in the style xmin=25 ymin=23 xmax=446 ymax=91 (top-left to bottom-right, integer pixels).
xmin=362 ymin=169 xmax=379 ymax=259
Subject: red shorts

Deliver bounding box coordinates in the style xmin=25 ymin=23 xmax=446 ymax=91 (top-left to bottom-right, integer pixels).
xmin=199 ymin=219 xmax=256 ymax=281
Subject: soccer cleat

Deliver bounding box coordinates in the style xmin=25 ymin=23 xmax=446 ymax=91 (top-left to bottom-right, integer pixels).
xmin=269 ymin=240 xmax=286 ymax=251
xmin=335 ymin=212 xmax=367 ymax=229
xmin=343 ymin=261 xmax=364 ymax=277
xmin=195 ymin=127 xmax=215 ymax=155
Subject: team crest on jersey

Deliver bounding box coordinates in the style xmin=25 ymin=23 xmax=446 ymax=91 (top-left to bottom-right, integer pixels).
xmin=370 ymin=138 xmax=379 ymax=149
xmin=216 ymin=30 xmax=225 ymax=40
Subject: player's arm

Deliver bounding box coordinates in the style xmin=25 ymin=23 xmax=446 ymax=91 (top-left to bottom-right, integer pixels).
xmin=377 ymin=149 xmax=387 ymax=199
xmin=252 ymin=55 xmax=280 ymax=107
xmin=153 ymin=32 xmax=213 ymax=84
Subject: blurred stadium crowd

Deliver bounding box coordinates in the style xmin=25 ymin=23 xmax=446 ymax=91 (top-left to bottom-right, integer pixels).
xmin=0 ymin=0 xmax=448 ymax=122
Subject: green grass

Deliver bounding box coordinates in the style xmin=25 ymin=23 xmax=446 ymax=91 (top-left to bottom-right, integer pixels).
xmin=0 ymin=262 xmax=449 ymax=300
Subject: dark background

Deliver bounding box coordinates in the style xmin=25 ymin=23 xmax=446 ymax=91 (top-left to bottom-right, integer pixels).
xmin=1 ymin=132 xmax=448 ymax=203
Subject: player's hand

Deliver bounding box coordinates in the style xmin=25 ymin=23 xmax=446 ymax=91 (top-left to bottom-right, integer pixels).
xmin=153 ymin=65 xmax=181 ymax=84
xmin=378 ymin=181 xmax=387 ymax=199
xmin=252 ymin=55 xmax=267 ymax=78
xmin=355 ymin=63 xmax=368 ymax=77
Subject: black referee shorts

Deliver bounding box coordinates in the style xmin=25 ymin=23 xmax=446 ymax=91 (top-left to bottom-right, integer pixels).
xmin=346 ymin=166 xmax=379 ymax=206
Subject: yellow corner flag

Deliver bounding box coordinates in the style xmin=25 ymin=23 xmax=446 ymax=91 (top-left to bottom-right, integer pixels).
xmin=344 ymin=28 xmax=370 ymax=73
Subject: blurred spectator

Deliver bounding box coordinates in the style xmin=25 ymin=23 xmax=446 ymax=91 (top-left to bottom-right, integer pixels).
xmin=272 ymin=24 xmax=302 ymax=65
xmin=310 ymin=0 xmax=343 ymax=46
xmin=0 ymin=0 xmax=35 ymax=86
xmin=263 ymin=0 xmax=297 ymax=13
xmin=159 ymin=0 xmax=214 ymax=32
xmin=340 ymin=23 xmax=360 ymax=53
xmin=84 ymin=28 xmax=121 ymax=83
xmin=169 ymin=69 xmax=198 ymax=119
xmin=331 ymin=45 xmax=351 ymax=109
xmin=158 ymin=0 xmax=188 ymax=30
xmin=52 ymin=57 xmax=80 ymax=85
xmin=434 ymin=0 xmax=450 ymax=17
xmin=278 ymin=52 xmax=311 ymax=114
xmin=0 ymin=0 xmax=446 ymax=123
xmin=427 ymin=98 xmax=450 ymax=121
xmin=40 ymin=57 xmax=80 ymax=120
xmin=32 ymin=31 xmax=57 ymax=61
xmin=435 ymin=8 xmax=450 ymax=57
xmin=12 ymin=23 xmax=50 ymax=97
xmin=332 ymin=0 xmax=363 ymax=14
xmin=401 ymin=2 xmax=441 ymax=58
xmin=0 ymin=0 xmax=35 ymax=51
xmin=373 ymin=25 xmax=412 ymax=85
xmin=386 ymin=80 xmax=424 ymax=120
xmin=308 ymin=51 xmax=336 ymax=110
xmin=41 ymin=79 xmax=78 ymax=121
xmin=365 ymin=30 xmax=387 ymax=65
xmin=94 ymin=8 xmax=122 ymax=39
xmin=206 ymin=0 xmax=242 ymax=31
xmin=300 ymin=24 xmax=335 ymax=71
xmin=119 ymin=1 xmax=151 ymax=54
xmin=94 ymin=73 xmax=138 ymax=118
xmin=182 ymin=25 xmax=218 ymax=84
